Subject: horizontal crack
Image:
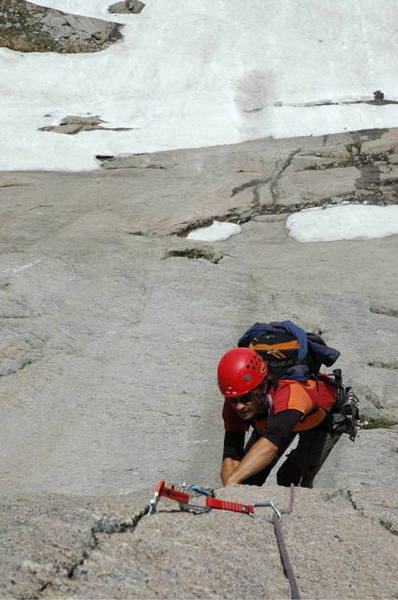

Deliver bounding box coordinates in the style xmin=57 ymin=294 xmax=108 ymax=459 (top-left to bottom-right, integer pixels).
xmin=361 ymin=417 xmax=398 ymax=429
xmin=231 ymin=177 xmax=271 ymax=197
xmin=0 ymin=183 xmax=29 ymax=188
xmin=367 ymin=361 xmax=398 ymax=371
xmin=0 ymin=315 xmax=33 ymax=319
xmin=164 ymin=248 xmax=223 ymax=264
xmin=369 ymin=306 xmax=398 ymax=318
xmin=176 ymin=217 xmax=217 ymax=237
xmin=274 ymin=99 xmax=398 ymax=108
xmin=301 ymin=152 xmax=394 ymax=171
xmin=174 ymin=195 xmax=398 ymax=237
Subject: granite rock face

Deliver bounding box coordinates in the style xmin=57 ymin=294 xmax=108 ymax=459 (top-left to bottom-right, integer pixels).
xmin=0 ymin=486 xmax=397 ymax=599
xmin=0 ymin=0 xmax=122 ymax=53
xmin=1 ymin=127 xmax=398 ymax=598
xmin=0 ymin=128 xmax=397 ymax=500
xmin=99 ymin=128 xmax=398 ymax=234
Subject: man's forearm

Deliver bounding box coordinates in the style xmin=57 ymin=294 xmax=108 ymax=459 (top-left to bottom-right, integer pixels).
xmin=221 ymin=458 xmax=240 ymax=485
xmin=224 ymin=437 xmax=279 ymax=485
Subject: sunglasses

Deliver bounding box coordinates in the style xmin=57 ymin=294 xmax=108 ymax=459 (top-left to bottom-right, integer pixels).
xmin=229 ymin=385 xmax=263 ymax=404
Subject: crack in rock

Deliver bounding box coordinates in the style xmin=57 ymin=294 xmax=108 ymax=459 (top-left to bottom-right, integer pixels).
xmin=27 ymin=528 xmax=100 ymax=598
xmin=370 ymin=305 xmax=398 ymax=318
xmin=96 ymin=154 xmax=115 ymax=161
xmin=176 ymin=217 xmax=217 ymax=237
xmin=323 ymin=490 xmax=342 ymax=502
xmin=325 ymin=489 xmax=398 ymax=535
xmin=301 ymin=150 xmax=394 ymax=171
xmin=93 ymin=506 xmax=149 ymax=536
xmin=343 ymin=490 xmax=366 ymax=517
xmin=230 ymin=149 xmax=301 ymax=204
xmin=361 ymin=416 xmax=398 ymax=429
xmin=367 ymin=361 xmax=398 ymax=371
xmin=66 ymin=528 xmax=99 ymax=580
xmin=270 ymin=149 xmax=301 ymax=203
xmin=379 ymin=519 xmax=398 ymax=536
xmin=0 ymin=337 xmax=45 ymax=377
xmin=274 ymin=97 xmax=398 ymax=108
xmin=323 ymin=488 xmax=368 ymax=517
xmin=174 ymin=194 xmax=396 ymax=238
xmin=164 ymin=247 xmax=223 ymax=264
xmin=32 ymin=505 xmax=150 ymax=597
xmin=64 ymin=506 xmax=150 ymax=585
xmin=231 ymin=177 xmax=271 ymax=198
xmin=0 ymin=183 xmax=29 ymax=188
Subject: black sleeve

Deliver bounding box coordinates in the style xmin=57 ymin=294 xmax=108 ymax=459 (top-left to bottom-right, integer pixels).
xmin=222 ymin=430 xmax=245 ymax=461
xmin=260 ymin=409 xmax=303 ymax=448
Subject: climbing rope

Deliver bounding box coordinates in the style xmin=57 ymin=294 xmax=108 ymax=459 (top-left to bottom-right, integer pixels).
xmin=273 ymin=514 xmax=300 ymax=600
xmin=148 ymin=481 xmax=301 ymax=599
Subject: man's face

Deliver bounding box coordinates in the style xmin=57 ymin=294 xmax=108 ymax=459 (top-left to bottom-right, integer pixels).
xmin=228 ymin=384 xmax=267 ymax=420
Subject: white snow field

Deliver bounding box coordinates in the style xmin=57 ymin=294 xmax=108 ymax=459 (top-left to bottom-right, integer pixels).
xmin=1 ymin=0 xmax=398 ymax=171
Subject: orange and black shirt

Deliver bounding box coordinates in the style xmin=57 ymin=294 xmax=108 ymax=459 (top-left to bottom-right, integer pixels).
xmin=222 ymin=378 xmax=337 ymax=460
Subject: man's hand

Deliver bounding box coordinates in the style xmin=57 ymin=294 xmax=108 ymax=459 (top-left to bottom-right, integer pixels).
xmin=223 ymin=437 xmax=279 ymax=486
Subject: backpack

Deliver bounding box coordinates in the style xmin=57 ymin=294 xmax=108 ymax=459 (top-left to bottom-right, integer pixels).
xmin=238 ymin=320 xmax=360 ymax=440
xmin=237 ymin=320 xmax=340 ymax=381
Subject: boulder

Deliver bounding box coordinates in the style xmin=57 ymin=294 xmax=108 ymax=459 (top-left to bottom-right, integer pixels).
xmin=0 ymin=0 xmax=122 ymax=53
xmin=108 ymin=0 xmax=146 ymax=14
xmin=39 ymin=115 xmax=132 ymax=135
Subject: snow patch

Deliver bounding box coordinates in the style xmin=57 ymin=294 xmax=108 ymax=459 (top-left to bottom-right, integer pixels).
xmin=286 ymin=204 xmax=398 ymax=242
xmin=186 ymin=221 xmax=242 ymax=242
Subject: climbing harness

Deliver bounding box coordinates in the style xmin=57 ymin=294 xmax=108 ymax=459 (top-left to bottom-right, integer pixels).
xmin=148 ymin=480 xmax=301 ymax=599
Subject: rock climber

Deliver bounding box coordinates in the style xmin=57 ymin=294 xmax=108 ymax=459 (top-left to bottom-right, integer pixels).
xmin=218 ymin=347 xmax=344 ymax=488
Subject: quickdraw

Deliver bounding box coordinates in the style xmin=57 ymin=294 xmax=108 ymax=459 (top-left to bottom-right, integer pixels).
xmin=148 ymin=480 xmax=284 ymax=521
xmin=147 ymin=480 xmax=211 ymax=515
xmin=147 ymin=480 xmax=301 ymax=599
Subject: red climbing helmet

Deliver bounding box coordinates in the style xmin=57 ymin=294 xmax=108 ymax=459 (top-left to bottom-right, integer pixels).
xmin=217 ymin=348 xmax=269 ymax=397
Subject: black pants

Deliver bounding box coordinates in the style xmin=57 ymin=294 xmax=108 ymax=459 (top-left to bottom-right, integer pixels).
xmin=242 ymin=426 xmax=342 ymax=488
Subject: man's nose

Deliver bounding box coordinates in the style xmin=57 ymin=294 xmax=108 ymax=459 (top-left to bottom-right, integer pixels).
xmin=234 ymin=401 xmax=246 ymax=410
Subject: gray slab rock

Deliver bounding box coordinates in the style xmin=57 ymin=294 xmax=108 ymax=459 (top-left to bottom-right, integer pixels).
xmin=275 ymin=165 xmax=359 ymax=204
xmin=1 ymin=486 xmax=397 ymax=599
xmin=313 ymin=429 xmax=398 ymax=490
xmin=0 ymin=491 xmax=151 ymax=599
xmin=0 ymin=0 xmax=122 ymax=53
xmin=0 ymin=130 xmax=397 ymax=498
xmin=100 ymin=127 xmax=398 ymax=234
